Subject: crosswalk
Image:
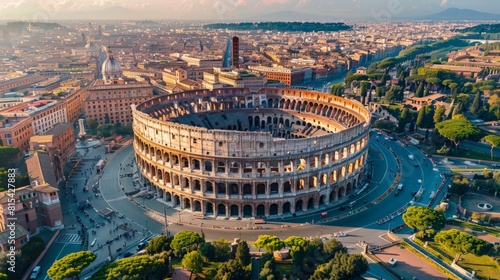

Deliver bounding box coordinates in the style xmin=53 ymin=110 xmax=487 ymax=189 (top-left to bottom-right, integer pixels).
xmin=55 ymin=234 xmax=82 ymax=244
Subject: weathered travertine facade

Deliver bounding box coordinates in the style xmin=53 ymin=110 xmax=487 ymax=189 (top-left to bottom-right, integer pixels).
xmin=132 ymin=87 xmax=371 ymax=218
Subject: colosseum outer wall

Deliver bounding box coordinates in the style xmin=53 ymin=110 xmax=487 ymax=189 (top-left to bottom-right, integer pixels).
xmin=132 ymin=87 xmax=371 ymax=218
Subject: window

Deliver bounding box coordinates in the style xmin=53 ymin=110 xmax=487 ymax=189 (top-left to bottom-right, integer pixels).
xmin=219 ymin=142 xmax=223 ymax=147
xmin=193 ymin=138 xmax=197 ymax=144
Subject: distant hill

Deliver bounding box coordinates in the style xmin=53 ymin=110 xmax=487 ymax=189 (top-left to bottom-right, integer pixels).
xmin=244 ymin=11 xmax=337 ymax=22
xmin=453 ymin=24 xmax=500 ymax=34
xmin=204 ymin=22 xmax=351 ymax=32
xmin=422 ymin=8 xmax=500 ymax=21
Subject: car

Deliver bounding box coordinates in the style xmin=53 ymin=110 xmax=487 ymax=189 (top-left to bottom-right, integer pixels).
xmin=320 ymin=212 xmax=328 ymax=218
xmin=30 ymin=266 xmax=41 ymax=280
xmin=123 ymin=252 xmax=134 ymax=258
xmin=408 ymin=154 xmax=414 ymax=160
xmin=137 ymin=241 xmax=148 ymax=251
xmin=417 ymin=179 xmax=422 ymax=184
xmin=117 ymin=213 xmax=124 ymax=218
xmin=493 ymin=164 xmax=499 ymax=168
xmin=394 ymin=191 xmax=399 ymax=196
xmin=414 ymin=163 xmax=419 ymax=167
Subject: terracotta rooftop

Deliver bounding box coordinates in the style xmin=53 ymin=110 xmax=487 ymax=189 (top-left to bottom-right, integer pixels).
xmin=26 ymin=152 xmax=57 ymax=188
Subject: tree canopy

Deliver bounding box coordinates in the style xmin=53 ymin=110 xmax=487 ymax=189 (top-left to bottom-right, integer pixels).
xmin=254 ymin=235 xmax=284 ymax=253
xmin=91 ymin=254 xmax=166 ymax=280
xmin=434 ymin=229 xmax=491 ymax=262
xmin=170 ymin=231 xmax=204 ymax=251
xmin=309 ymin=253 xmax=368 ymax=280
xmin=435 ymin=116 xmax=482 ymax=148
xmin=146 ymin=235 xmax=173 ymax=255
xmin=235 ymin=241 xmax=251 ymax=267
xmin=181 ymin=251 xmax=204 ymax=273
xmin=215 ymin=259 xmax=249 ymax=280
xmin=403 ymin=206 xmax=446 ymax=237
xmin=482 ymin=134 xmax=500 ymax=159
xmin=47 ymin=251 xmax=96 ymax=280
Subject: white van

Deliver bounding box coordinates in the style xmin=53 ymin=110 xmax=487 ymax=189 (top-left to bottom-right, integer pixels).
xmin=408 ymin=154 xmax=414 ymax=160
xmin=348 ymin=201 xmax=357 ymax=208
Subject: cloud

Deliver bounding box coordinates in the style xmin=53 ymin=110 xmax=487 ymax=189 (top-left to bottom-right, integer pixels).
xmin=440 ymin=0 xmax=448 ymax=7
xmin=0 ymin=0 xmax=26 ymax=11
xmin=296 ymin=0 xmax=311 ymax=8
xmin=258 ymin=0 xmax=290 ymax=6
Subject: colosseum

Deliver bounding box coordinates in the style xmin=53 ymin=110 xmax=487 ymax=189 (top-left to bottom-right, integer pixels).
xmin=131 ymin=87 xmax=371 ymax=219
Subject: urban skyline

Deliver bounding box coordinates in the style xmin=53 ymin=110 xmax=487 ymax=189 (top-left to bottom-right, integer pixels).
xmin=1 ymin=0 xmax=500 ymax=21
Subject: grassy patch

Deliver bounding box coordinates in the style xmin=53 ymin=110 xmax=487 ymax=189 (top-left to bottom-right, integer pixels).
xmin=422 ymin=240 xmax=500 ymax=280
xmin=446 ymin=220 xmax=500 ymax=237
xmin=276 ymin=261 xmax=293 ymax=277
xmin=379 ymin=103 xmax=402 ymax=118
xmin=446 ymin=149 xmax=500 ymax=161
xmin=460 ymin=254 xmax=500 ymax=280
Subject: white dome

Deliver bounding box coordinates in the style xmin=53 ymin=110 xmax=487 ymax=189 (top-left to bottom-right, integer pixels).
xmin=101 ymin=47 xmax=122 ymax=83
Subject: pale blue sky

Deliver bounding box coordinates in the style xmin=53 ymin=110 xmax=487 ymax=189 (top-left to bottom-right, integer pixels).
xmin=0 ymin=0 xmax=499 ymax=20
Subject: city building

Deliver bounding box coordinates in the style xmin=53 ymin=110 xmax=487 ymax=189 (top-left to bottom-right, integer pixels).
xmin=84 ymin=47 xmax=154 ymax=126
xmin=132 ymin=87 xmax=370 ymax=218
xmin=0 ymin=116 xmax=34 ymax=153
xmin=202 ymin=68 xmax=267 ymax=91
xmin=248 ymin=65 xmax=312 ymax=86
xmin=30 ymin=122 xmax=76 ymax=181
xmin=0 ymin=183 xmax=63 ymax=236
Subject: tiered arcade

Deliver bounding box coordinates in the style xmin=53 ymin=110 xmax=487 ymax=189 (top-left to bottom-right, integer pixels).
xmin=132 ymin=87 xmax=371 ymax=218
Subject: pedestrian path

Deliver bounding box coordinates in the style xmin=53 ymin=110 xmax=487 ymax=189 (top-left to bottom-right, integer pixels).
xmin=54 ymin=233 xmax=82 ymax=244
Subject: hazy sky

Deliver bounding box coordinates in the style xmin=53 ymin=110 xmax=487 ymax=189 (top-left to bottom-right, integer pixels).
xmin=1 ymin=0 xmax=500 ymax=20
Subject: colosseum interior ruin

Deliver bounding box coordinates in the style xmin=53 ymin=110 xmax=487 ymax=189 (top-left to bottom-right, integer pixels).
xmin=132 ymin=87 xmax=371 ymax=219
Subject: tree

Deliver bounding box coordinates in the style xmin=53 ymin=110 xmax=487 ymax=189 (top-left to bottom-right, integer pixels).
xmin=434 ymin=229 xmax=491 ymax=262
xmin=284 ymin=236 xmax=309 ymax=260
xmin=435 ymin=117 xmax=481 ymax=149
xmin=235 ymin=241 xmax=251 ymax=267
xmin=199 ymin=242 xmax=215 ymax=261
xmin=415 ymin=81 xmax=424 ymax=97
xmin=215 ymin=259 xmax=249 ymax=280
xmin=483 ymin=135 xmax=500 ymax=159
xmin=146 ymin=235 xmax=173 ymax=255
xmin=182 ymin=251 xmax=204 ymax=273
xmin=170 ymin=231 xmax=204 ymax=251
xmin=0 ymin=273 xmax=6 ymax=280
xmin=376 ymin=86 xmax=384 ymax=98
xmin=259 ymin=259 xmax=279 ymax=280
xmin=212 ymin=238 xmax=231 ymax=261
xmin=402 ymin=206 xmax=446 ymax=237
xmin=309 ymin=253 xmax=368 ymax=280
xmin=47 ymin=251 xmax=96 ymax=280
xmin=92 ymin=254 xmax=166 ymax=280
xmin=452 ymin=102 xmax=464 ymax=117
xmin=416 ymin=106 xmax=427 ymax=128
xmin=254 ymin=235 xmax=284 ymax=253
xmin=433 ymin=105 xmax=446 ymax=125
xmin=0 ymin=251 xmax=26 ymax=280
xmin=396 ymin=108 xmax=410 ymax=133
xmin=423 ymin=84 xmax=430 ymax=97
xmin=87 ymin=119 xmax=98 ymax=130
xmin=21 ymin=237 xmax=45 ymax=263
xmin=323 ymin=238 xmax=347 ymax=259
xmin=0 ymin=146 xmax=20 ymax=168
xmin=471 ymin=92 xmax=482 ymax=116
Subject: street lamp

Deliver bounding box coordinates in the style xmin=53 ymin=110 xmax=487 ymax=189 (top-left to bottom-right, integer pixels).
xmin=163 ymin=206 xmax=169 ymax=236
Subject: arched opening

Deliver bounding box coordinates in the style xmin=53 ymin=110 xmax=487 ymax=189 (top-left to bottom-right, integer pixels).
xmin=173 ymin=195 xmax=180 ymax=206
xmin=307 ymin=197 xmax=315 ymax=209
xmin=184 ymin=198 xmax=191 ymax=209
xmin=230 ymin=183 xmax=239 ymax=195
xmin=217 ymin=204 xmax=226 ymax=216
xmin=194 ymin=180 xmax=201 ymax=191
xmin=270 ymin=204 xmax=278 ymax=215
xmin=243 ymin=184 xmax=252 ymax=195
xmin=256 ymin=204 xmax=265 ymax=216
xmin=295 ymin=200 xmax=303 ymax=212
xmin=329 ymin=190 xmax=337 ymax=201
xmin=217 ymin=183 xmax=226 ymax=194
xmin=283 ymin=181 xmax=291 ymax=193
xmin=230 ymin=205 xmax=239 ymax=217
xmin=205 ymin=161 xmax=212 ymax=172
xmin=206 ymin=181 xmax=213 ymax=193
xmin=256 ymin=183 xmax=266 ymax=195
xmin=283 ymin=202 xmax=291 ymax=214
xmin=206 ymin=203 xmax=214 ymax=214
xmin=319 ymin=195 xmax=325 ymax=206
xmin=194 ymin=201 xmax=201 ymax=212
xmin=243 ymin=205 xmax=252 ymax=217
xmin=270 ymin=183 xmax=279 ymax=194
